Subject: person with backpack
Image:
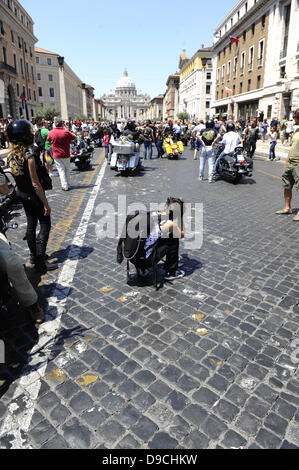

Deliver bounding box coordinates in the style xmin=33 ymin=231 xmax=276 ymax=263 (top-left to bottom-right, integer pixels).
xmin=117 ymin=197 xmax=185 ymax=284
xmin=6 ymin=120 xmax=58 ymax=275
xmin=0 ymin=167 xmax=45 ymax=325
xmin=243 ymin=122 xmax=259 ymax=158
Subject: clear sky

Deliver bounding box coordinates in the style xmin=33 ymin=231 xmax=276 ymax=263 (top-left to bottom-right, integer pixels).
xmin=21 ymin=0 xmax=237 ymax=99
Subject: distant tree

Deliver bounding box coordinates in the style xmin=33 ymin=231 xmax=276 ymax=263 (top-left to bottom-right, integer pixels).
xmin=177 ymin=112 xmax=190 ymax=121
xmin=35 ymin=104 xmax=60 ymax=121
xmin=76 ymin=113 xmax=87 ymax=121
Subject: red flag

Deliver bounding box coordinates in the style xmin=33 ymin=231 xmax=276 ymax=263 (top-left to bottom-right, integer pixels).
xmin=230 ymin=36 xmax=239 ymax=44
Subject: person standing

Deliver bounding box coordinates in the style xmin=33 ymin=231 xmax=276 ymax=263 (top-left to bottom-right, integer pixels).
xmin=143 ymin=121 xmax=154 ymax=160
xmin=269 ymin=127 xmax=278 ymax=161
xmin=47 ymin=118 xmax=76 ymax=191
xmin=192 ymin=120 xmax=205 ymax=161
xmin=197 ymin=120 xmax=219 ymax=183
xmin=280 ymin=116 xmax=287 ymax=144
xmin=7 ymin=120 xmax=57 ymax=275
xmin=103 ymin=129 xmax=110 ymax=160
xmin=261 ymin=119 xmax=269 ymax=142
xmin=243 ymin=122 xmax=259 ymax=158
xmin=276 ymin=109 xmax=299 ymax=222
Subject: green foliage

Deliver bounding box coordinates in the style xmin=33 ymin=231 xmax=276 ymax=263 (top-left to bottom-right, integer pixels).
xmin=177 ymin=112 xmax=190 ymax=121
xmin=35 ymin=104 xmax=60 ymax=121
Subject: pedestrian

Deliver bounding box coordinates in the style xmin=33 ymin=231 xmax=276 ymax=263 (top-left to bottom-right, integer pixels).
xmin=41 ymin=121 xmax=54 ymax=176
xmin=284 ymin=118 xmax=294 ymax=146
xmin=269 ymin=127 xmax=278 ymax=161
xmin=47 ymin=117 xmax=77 ymax=191
xmin=0 ymin=168 xmax=45 ymax=324
xmin=103 ymin=129 xmax=110 ymax=160
xmin=276 ymin=109 xmax=299 ymax=222
xmin=280 ymin=116 xmax=288 ymax=144
xmin=6 ymin=120 xmax=58 ymax=275
xmin=192 ymin=120 xmax=205 ymax=161
xmin=143 ymin=121 xmax=154 ymax=160
xmin=261 ymin=119 xmax=269 ymax=142
xmin=243 ymin=122 xmax=259 ymax=158
xmin=197 ymin=120 xmax=219 ymax=183
xmin=155 ymin=124 xmax=164 ymax=158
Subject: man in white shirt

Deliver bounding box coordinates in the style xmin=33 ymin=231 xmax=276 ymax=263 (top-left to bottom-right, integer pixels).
xmin=213 ymin=122 xmax=241 ymax=178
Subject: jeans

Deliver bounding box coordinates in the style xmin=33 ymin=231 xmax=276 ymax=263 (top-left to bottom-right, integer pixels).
xmin=269 ymin=141 xmax=277 ymax=160
xmin=156 ymin=140 xmax=164 ymax=158
xmin=200 ymin=147 xmax=215 ymax=182
xmin=55 ymin=158 xmax=71 ymax=190
xmin=19 ymin=192 xmax=51 ymax=265
xmin=144 ymin=141 xmax=152 ymax=160
xmin=0 ymin=233 xmax=38 ymax=307
xmin=144 ymin=238 xmax=179 ymax=275
xmin=245 ymin=141 xmax=256 ymax=158
xmin=104 ymin=145 xmax=109 ymax=159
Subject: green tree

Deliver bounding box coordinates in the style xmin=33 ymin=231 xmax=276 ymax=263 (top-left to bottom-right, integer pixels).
xmin=35 ymin=104 xmax=60 ymax=121
xmin=177 ymin=112 xmax=190 ymax=121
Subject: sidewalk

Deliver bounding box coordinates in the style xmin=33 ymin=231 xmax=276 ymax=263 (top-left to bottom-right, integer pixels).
xmin=256 ymin=140 xmax=289 ymax=162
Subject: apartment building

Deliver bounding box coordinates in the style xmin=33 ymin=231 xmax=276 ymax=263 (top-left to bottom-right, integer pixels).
xmin=211 ymin=0 xmax=299 ymax=121
xmin=35 ymin=48 xmax=90 ymax=120
xmin=0 ymin=0 xmax=38 ymax=119
xmin=179 ymin=47 xmax=213 ymax=119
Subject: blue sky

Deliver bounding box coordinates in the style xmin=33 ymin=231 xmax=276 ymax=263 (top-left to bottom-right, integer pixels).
xmin=22 ymin=0 xmax=237 ymax=99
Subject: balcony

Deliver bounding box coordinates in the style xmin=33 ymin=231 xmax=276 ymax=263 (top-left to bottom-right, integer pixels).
xmin=257 ymin=57 xmax=263 ymax=67
xmin=0 ymin=61 xmax=17 ymax=75
xmin=248 ymin=62 xmax=253 ymax=72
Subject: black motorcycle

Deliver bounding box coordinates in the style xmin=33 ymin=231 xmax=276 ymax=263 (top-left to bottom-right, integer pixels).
xmin=71 ymin=139 xmax=93 ymax=171
xmin=216 ymin=146 xmax=253 ymax=184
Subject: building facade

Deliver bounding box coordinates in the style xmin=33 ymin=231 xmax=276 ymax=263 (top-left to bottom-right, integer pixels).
xmin=163 ymin=74 xmax=180 ymax=120
xmin=179 ymin=47 xmax=213 ymax=119
xmin=0 ymin=0 xmax=38 ymax=119
xmin=211 ymin=0 xmax=299 ymax=121
xmin=100 ymin=69 xmax=150 ymax=121
xmin=35 ymin=48 xmax=92 ymax=120
xmin=146 ymin=95 xmax=164 ymax=121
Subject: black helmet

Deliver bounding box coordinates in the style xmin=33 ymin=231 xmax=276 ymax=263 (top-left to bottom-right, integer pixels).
xmin=205 ymin=120 xmax=215 ymax=129
xmin=6 ymin=120 xmax=34 ymax=146
xmin=226 ymin=122 xmax=235 ymax=132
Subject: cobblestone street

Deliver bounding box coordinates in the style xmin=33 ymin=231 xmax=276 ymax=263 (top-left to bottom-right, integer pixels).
xmin=0 ymin=148 xmax=299 ymax=449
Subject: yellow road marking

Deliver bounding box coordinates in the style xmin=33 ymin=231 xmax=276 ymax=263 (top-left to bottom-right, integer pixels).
xmin=256 ymin=169 xmax=281 ymax=181
xmin=47 ymin=150 xmax=105 ymax=254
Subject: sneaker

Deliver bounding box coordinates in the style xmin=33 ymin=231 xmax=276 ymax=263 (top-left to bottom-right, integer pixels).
xmin=26 ymin=303 xmax=45 ymax=325
xmin=165 ymin=270 xmax=185 ymax=281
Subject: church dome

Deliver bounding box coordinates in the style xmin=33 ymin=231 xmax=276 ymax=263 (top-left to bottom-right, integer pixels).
xmin=116 ymin=69 xmax=136 ymax=90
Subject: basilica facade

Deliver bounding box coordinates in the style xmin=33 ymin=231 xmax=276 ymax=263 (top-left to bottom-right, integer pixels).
xmin=100 ymin=69 xmax=150 ymax=121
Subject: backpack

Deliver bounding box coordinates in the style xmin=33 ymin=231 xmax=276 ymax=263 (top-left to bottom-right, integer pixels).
xmin=35 ymin=129 xmax=45 ymax=152
xmin=117 ymin=211 xmax=161 ymax=288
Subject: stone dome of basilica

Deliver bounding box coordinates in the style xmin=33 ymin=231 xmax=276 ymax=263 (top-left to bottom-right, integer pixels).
xmin=116 ymin=69 xmax=136 ymax=90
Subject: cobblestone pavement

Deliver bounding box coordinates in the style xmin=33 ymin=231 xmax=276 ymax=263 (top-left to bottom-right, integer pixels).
xmin=0 ymin=147 xmax=299 ymax=450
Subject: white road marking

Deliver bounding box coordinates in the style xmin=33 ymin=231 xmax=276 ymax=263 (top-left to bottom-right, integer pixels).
xmin=0 ymin=160 xmax=107 ymax=449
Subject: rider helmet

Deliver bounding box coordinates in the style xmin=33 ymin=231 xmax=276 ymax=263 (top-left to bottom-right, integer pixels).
xmin=226 ymin=122 xmax=236 ymax=132
xmin=6 ymin=120 xmax=34 ymax=146
xmin=205 ymin=120 xmax=215 ymax=129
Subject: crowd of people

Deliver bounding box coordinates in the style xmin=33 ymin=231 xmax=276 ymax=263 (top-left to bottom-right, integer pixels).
xmin=0 ymin=108 xmax=298 ymax=328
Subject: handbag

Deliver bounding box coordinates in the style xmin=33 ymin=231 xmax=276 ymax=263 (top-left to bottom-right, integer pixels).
xmin=37 ymin=163 xmax=52 ymax=191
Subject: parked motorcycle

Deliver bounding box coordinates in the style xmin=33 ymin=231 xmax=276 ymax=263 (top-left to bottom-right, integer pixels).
xmin=216 ymin=146 xmax=253 ymax=184
xmin=163 ymin=137 xmax=184 ymax=159
xmin=110 ymin=136 xmax=141 ymax=175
